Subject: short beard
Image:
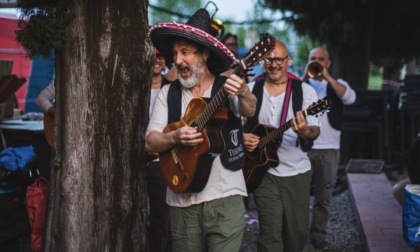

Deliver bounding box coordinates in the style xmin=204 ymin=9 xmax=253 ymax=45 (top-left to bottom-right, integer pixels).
xmin=178 ymin=60 xmax=205 ymax=89
xmin=267 ymin=65 xmax=287 ymax=83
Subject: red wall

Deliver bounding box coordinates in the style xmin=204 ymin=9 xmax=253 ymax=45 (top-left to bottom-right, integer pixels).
xmin=0 ymin=14 xmax=33 ymax=110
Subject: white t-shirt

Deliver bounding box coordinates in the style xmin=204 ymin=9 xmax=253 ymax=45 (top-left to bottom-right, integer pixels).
xmin=248 ymin=81 xmax=320 ymax=177
xmin=36 ymin=82 xmax=55 ymax=114
xmin=307 ymin=78 xmax=356 ymax=149
xmin=149 ymin=88 xmax=160 ymax=117
xmin=146 ymin=84 xmax=247 ymax=207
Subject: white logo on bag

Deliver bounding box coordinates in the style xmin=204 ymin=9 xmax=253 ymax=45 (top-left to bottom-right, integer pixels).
xmin=230 ymin=129 xmax=239 ymax=146
xmin=415 ymin=227 xmax=420 ymax=238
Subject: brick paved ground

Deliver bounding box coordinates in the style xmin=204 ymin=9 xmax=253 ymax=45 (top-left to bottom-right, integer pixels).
xmin=348 ymin=172 xmax=413 ymax=252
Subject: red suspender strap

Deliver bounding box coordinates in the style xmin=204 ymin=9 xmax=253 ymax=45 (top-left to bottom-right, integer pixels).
xmin=280 ymin=78 xmax=293 ymax=125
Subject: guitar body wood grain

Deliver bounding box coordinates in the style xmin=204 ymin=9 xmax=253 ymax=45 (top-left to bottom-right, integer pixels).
xmin=160 ymin=97 xmax=227 ymax=193
xmin=243 ymin=124 xmax=280 ymax=193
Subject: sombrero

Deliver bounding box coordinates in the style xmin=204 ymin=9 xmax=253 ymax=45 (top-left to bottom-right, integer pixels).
xmin=150 ymin=8 xmax=235 ymax=74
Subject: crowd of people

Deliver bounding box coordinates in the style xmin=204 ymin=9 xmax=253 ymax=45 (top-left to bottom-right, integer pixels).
xmin=145 ymin=7 xmax=358 ymax=252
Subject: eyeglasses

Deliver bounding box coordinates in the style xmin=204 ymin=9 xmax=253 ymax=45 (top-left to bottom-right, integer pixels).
xmin=265 ymin=55 xmax=289 ymax=65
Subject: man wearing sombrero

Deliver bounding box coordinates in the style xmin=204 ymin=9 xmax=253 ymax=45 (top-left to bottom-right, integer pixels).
xmin=146 ymin=8 xmax=256 ymax=252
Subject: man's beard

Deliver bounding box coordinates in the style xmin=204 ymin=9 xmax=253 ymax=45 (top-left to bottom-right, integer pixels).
xmin=177 ymin=60 xmax=205 ymax=89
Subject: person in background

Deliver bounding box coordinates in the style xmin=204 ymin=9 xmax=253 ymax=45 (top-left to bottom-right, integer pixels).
xmin=146 ymin=8 xmax=256 ymax=252
xmin=35 ymin=81 xmax=56 ymax=179
xmin=393 ymin=132 xmax=420 ymax=205
xmin=220 ymin=33 xmax=249 ymax=80
xmin=220 ymin=33 xmax=239 ymax=58
xmin=243 ymin=40 xmax=320 ymax=252
xmin=147 ymin=49 xmax=171 ymax=252
xmin=301 ymin=47 xmax=356 ymax=250
xmin=36 ymin=81 xmax=55 ymax=117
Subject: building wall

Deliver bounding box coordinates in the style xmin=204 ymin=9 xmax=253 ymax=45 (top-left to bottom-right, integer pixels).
xmin=0 ymin=13 xmax=54 ymax=112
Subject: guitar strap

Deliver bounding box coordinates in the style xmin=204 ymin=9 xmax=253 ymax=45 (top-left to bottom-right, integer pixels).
xmin=280 ymin=78 xmax=293 ymax=125
xmin=167 ymin=80 xmax=182 ymax=124
xmin=167 ymin=76 xmax=227 ymax=123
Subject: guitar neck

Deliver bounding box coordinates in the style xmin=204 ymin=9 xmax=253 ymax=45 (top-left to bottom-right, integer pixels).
xmin=194 ymin=88 xmax=228 ymax=131
xmin=258 ymin=110 xmax=308 ymax=148
xmin=194 ymin=61 xmax=247 ymax=131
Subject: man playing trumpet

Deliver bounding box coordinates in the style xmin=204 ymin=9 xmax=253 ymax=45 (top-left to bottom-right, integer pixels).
xmin=301 ymin=47 xmax=356 ymax=250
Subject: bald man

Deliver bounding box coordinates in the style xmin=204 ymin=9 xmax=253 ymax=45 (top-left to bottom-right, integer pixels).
xmin=243 ymin=40 xmax=320 ymax=252
xmin=302 ymin=48 xmax=356 ymax=250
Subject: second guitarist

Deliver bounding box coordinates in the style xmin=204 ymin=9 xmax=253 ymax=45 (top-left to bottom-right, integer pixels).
xmin=146 ymin=9 xmax=257 ymax=252
xmin=242 ymin=40 xmax=320 ymax=252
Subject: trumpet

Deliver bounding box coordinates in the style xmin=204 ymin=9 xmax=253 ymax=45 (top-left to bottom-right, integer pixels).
xmin=210 ymin=18 xmax=225 ymax=38
xmin=307 ymin=61 xmax=324 ymax=81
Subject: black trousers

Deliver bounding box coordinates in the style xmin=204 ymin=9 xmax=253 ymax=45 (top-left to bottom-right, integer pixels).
xmin=147 ymin=161 xmax=171 ymax=252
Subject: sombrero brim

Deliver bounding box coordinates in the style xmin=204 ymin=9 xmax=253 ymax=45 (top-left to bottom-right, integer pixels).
xmin=150 ymin=22 xmax=236 ymax=74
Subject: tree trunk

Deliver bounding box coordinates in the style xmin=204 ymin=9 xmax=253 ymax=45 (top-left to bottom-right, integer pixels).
xmin=43 ymin=1 xmax=152 ymax=251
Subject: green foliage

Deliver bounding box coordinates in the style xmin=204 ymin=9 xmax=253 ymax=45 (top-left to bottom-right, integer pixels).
xmin=15 ymin=0 xmax=73 ymax=59
xmin=262 ymin=0 xmax=367 ymax=53
xmin=149 ymin=0 xmax=203 ymax=24
xmin=368 ymin=73 xmax=382 ymax=89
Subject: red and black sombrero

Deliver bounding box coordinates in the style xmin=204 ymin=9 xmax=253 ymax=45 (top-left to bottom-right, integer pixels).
xmin=150 ymin=8 xmax=236 ymax=74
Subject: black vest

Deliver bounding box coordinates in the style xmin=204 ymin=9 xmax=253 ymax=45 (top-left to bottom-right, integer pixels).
xmin=167 ymin=75 xmax=244 ymax=171
xmin=245 ymin=78 xmax=313 ymax=151
xmin=326 ymin=84 xmax=344 ymax=130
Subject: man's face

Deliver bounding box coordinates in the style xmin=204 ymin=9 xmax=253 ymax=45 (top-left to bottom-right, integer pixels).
xmin=309 ymin=49 xmax=331 ymax=69
xmin=224 ymin=36 xmax=238 ymax=57
xmin=264 ymin=43 xmax=290 ymax=83
xmin=172 ymin=40 xmax=207 ymax=88
xmin=153 ymin=54 xmax=166 ymax=76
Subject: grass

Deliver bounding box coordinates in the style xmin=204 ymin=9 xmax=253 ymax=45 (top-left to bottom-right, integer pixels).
xmin=368 ymin=74 xmax=382 ymax=89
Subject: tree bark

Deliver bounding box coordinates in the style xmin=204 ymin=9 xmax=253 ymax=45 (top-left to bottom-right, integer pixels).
xmin=43 ymin=1 xmax=152 ymax=251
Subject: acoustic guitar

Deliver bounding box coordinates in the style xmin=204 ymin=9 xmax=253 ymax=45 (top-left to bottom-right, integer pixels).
xmin=243 ymin=97 xmax=331 ymax=192
xmin=159 ymin=33 xmax=276 ymax=194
